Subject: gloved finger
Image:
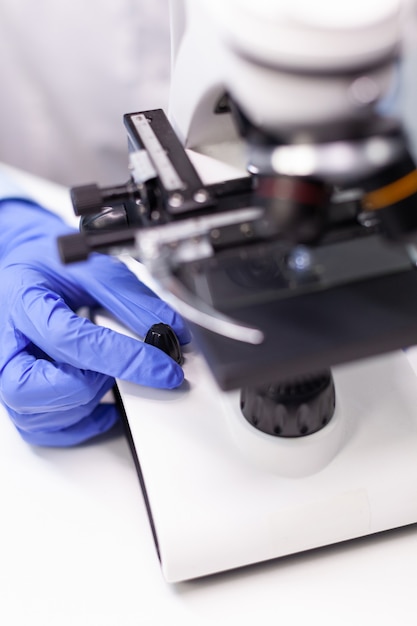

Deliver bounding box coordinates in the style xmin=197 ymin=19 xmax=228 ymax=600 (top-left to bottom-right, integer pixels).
xmin=71 ymin=256 xmax=191 ymax=344
xmin=9 ymin=404 xmax=121 ymax=447
xmin=14 ymin=287 xmax=184 ymax=388
xmin=0 ymin=350 xmax=114 ymax=414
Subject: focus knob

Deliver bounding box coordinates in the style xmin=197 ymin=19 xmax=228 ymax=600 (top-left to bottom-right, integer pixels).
xmin=71 ymin=184 xmax=104 ymax=216
xmin=240 ymin=371 xmax=335 ymax=437
xmin=70 ymin=181 xmax=140 ymax=217
xmin=144 ymin=323 xmax=183 ymax=365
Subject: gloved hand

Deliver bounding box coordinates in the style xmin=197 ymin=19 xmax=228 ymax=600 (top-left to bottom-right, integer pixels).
xmin=0 ymin=195 xmax=190 ymax=447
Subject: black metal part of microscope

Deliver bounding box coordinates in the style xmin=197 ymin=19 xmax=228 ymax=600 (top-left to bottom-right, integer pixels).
xmin=240 ymin=370 xmax=336 ymax=437
xmin=144 ymin=323 xmax=183 ymax=365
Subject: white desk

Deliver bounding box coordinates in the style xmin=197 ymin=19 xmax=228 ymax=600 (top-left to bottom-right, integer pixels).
xmin=1 ymin=164 xmax=417 ymax=625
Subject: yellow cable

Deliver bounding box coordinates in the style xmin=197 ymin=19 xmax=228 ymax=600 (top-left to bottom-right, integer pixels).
xmin=363 ymin=169 xmax=417 ymax=211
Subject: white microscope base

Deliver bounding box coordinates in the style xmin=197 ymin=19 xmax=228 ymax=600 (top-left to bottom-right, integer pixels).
xmin=96 ymin=313 xmax=417 ymax=582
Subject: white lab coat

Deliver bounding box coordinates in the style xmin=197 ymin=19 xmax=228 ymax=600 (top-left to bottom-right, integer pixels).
xmin=0 ymin=0 xmax=171 ymax=186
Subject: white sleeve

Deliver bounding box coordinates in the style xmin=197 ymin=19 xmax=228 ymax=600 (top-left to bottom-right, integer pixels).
xmin=0 ymin=0 xmax=171 ymax=186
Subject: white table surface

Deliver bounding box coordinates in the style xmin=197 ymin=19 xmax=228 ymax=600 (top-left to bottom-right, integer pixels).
xmin=2 ymin=163 xmax=417 ymax=626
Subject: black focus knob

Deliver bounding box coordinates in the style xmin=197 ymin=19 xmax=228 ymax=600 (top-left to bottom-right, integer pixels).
xmin=71 ymin=184 xmax=104 ymax=216
xmin=57 ymin=232 xmax=91 ymax=263
xmin=240 ymin=371 xmax=335 ymax=437
xmin=71 ymin=181 xmax=140 ymax=217
xmin=144 ymin=323 xmax=183 ymax=365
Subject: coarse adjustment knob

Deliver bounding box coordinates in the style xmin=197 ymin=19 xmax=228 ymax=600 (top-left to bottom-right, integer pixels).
xmin=144 ymin=323 xmax=183 ymax=365
xmin=240 ymin=371 xmax=335 ymax=437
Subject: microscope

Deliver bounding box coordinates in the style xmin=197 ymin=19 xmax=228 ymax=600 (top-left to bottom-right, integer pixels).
xmin=59 ymin=0 xmax=417 ymax=581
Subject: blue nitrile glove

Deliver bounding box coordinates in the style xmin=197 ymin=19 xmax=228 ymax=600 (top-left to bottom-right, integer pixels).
xmin=0 ymin=193 xmax=190 ymax=447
